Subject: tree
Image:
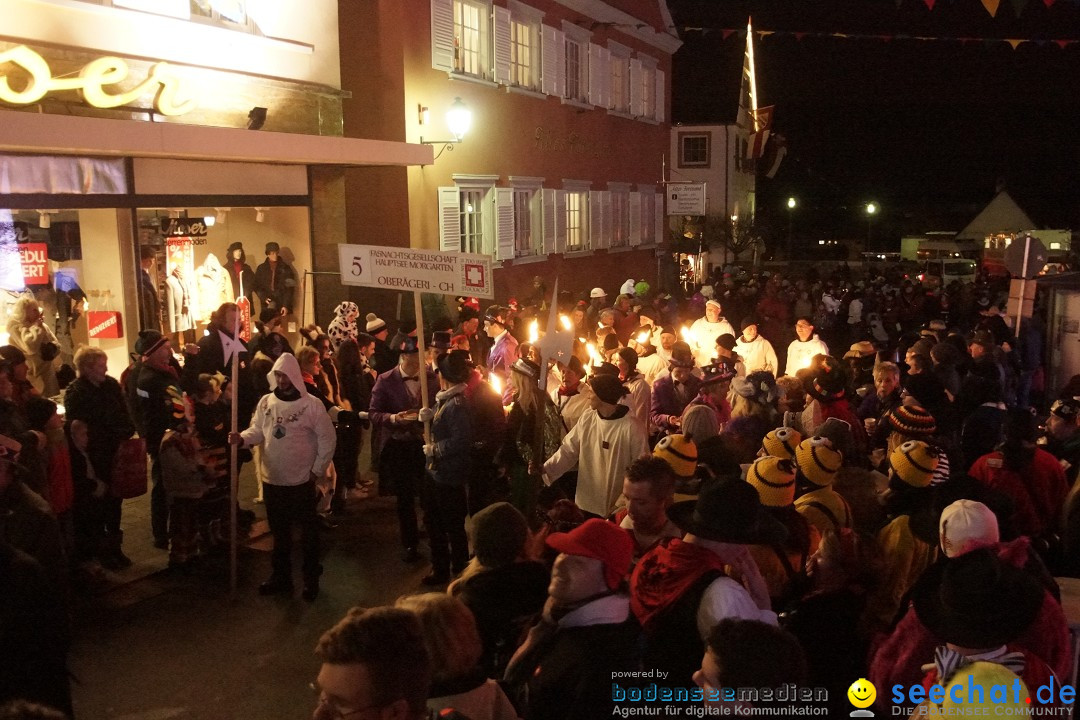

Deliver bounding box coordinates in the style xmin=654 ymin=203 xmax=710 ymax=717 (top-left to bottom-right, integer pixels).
xmin=710 ymin=215 xmax=765 ymax=262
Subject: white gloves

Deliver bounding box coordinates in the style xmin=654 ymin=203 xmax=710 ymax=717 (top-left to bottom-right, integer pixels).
xmin=418 ymin=407 xmax=435 ymax=423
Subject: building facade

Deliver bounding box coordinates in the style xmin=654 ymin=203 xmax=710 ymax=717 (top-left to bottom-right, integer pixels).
xmin=1 ymin=0 xmax=426 ymax=375
xmin=333 ymin=0 xmax=681 ymax=320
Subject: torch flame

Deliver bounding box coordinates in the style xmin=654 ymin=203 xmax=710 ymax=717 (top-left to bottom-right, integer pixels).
xmin=489 ymin=374 xmax=503 ymax=396
xmin=680 ymin=326 xmax=695 ymax=344
xmin=585 ymin=343 xmax=601 ymax=373
xmin=635 ymin=331 xmax=650 ymax=345
xmin=528 ymin=320 xmax=539 ymax=344
xmin=559 ymin=314 xmax=573 ymax=331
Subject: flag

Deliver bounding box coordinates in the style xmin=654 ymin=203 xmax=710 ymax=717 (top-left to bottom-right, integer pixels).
xmin=764 ymin=135 xmax=787 ymax=178
xmin=751 ymin=105 xmax=775 ymax=133
xmin=747 ymin=129 xmax=771 ymax=159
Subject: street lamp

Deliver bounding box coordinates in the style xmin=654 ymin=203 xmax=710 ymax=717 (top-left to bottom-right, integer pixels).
xmin=420 ymin=97 xmax=473 ymax=162
xmin=866 ymin=202 xmax=878 ymax=247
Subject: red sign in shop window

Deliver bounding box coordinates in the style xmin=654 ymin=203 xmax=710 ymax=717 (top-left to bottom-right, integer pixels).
xmin=87 ymin=311 xmax=123 ymax=339
xmin=19 ymin=243 xmax=48 ymax=285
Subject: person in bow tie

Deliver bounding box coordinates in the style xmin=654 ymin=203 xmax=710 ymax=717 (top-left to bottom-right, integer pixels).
xmin=483 ymin=305 xmax=518 ymax=405
xmin=369 ymin=334 xmax=437 ymax=565
xmin=649 ymin=342 xmax=701 ymax=437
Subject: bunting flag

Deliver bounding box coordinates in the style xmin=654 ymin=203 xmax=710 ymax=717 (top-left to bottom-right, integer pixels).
xmin=982 ymin=0 xmax=1002 ymax=16
xmin=752 ymin=105 xmax=775 ymax=133
xmin=689 ymin=27 xmax=1080 ymax=50
xmin=747 ymin=129 xmax=771 ymax=159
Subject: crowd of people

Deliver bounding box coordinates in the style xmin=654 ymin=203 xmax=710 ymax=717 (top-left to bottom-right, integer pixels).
xmin=3 ymin=263 xmax=1080 ymax=719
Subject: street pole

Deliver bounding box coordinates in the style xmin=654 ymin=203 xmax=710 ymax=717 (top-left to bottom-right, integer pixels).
xmin=1015 ymin=235 xmax=1031 ymax=337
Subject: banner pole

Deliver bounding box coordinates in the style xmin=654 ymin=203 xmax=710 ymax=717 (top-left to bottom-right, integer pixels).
xmin=414 ymin=292 xmax=432 ymax=445
xmin=229 ymin=309 xmax=240 ymax=595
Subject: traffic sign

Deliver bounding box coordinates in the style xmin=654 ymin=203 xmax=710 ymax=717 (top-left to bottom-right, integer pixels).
xmin=338 ymin=244 xmax=494 ymax=299
xmin=1003 ymin=235 xmax=1047 ymax=279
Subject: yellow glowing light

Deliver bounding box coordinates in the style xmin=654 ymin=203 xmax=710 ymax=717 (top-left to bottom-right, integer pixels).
xmin=636 ymin=331 xmax=650 ymax=345
xmin=489 ymin=374 xmax=503 ymax=396
xmin=0 ymin=45 xmax=197 ymax=116
xmin=559 ymin=315 xmax=573 ymax=331
xmin=680 ymin=326 xmax=696 ymax=344
xmin=528 ymin=320 xmax=539 ymax=344
xmin=586 ymin=343 xmax=601 ymax=372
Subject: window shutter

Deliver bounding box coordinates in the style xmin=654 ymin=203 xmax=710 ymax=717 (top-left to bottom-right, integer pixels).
xmin=495 ymin=188 xmax=514 ymax=260
xmin=555 ymin=189 xmax=567 ymax=253
xmin=541 ymin=25 xmax=565 ymax=97
xmin=629 ymin=192 xmax=642 ymax=246
xmin=654 ymin=192 xmax=665 ymax=244
xmin=431 ymin=0 xmax=454 ymax=72
xmin=439 ymin=187 xmax=461 ymax=252
xmin=629 ymin=58 xmax=643 ymax=117
xmin=589 ymin=191 xmax=603 ymax=250
xmin=640 ymin=189 xmax=654 ymax=245
xmin=654 ymin=68 xmax=665 ymax=122
xmin=600 ymin=191 xmax=612 ymax=247
xmin=493 ymin=6 xmax=512 ymax=85
xmin=542 ymin=188 xmax=556 ymax=254
xmin=588 ymin=44 xmax=606 ymax=107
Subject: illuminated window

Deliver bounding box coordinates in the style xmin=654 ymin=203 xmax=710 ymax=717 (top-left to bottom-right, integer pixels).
xmin=454 ymin=0 xmax=489 ymax=79
xmin=459 ymin=188 xmax=488 ymax=254
xmin=609 ymin=43 xmax=631 ymax=113
xmin=563 ymin=23 xmax=591 ymax=104
xmin=1051 ymin=242 xmax=1062 ymax=250
xmin=641 ymin=62 xmax=656 ymax=119
xmin=513 ymin=186 xmax=541 ymax=256
xmin=610 ymin=187 xmax=630 ymax=247
xmin=566 ymin=190 xmax=588 ymax=251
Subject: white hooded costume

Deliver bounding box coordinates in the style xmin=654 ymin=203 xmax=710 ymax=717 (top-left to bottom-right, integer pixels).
xmin=239 ymin=353 xmax=336 ymax=487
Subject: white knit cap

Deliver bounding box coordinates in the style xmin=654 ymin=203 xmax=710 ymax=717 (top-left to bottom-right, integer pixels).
xmin=939 ymin=499 xmax=999 ymax=558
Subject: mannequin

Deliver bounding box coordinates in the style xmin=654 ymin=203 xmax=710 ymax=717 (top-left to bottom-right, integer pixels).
xmin=165 ymin=266 xmax=195 ymax=340
xmin=253 ymin=241 xmax=297 ymax=316
xmin=197 ymin=253 xmax=232 ymax=323
xmin=225 ymin=242 xmax=255 ymax=306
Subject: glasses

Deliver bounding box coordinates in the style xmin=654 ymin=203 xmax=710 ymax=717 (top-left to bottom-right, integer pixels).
xmin=310 ymin=682 xmax=381 ymax=720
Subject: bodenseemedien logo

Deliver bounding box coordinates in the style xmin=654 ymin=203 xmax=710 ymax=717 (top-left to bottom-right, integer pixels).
xmin=847 ymin=678 xmax=876 ymax=717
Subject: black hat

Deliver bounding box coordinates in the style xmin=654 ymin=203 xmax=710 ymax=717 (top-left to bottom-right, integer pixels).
xmin=24 ymin=396 xmax=58 ymax=431
xmin=912 ymin=548 xmax=1043 ymax=649
xmin=459 ymin=305 xmax=480 ymax=322
xmin=562 ymin=355 xmax=585 ymax=378
xmin=667 ymin=478 xmax=788 ymax=545
xmin=602 ymin=332 xmax=621 ymax=353
xmin=227 ymin=241 xmax=244 ymax=254
xmin=0 ymin=345 xmax=26 ymax=366
xmin=669 ymin=341 xmax=695 ymax=369
xmin=135 ymin=329 xmax=168 ymax=357
xmin=437 ymin=350 xmax=471 ymax=384
xmin=589 ymin=374 xmax=629 ymax=404
xmin=740 ymin=316 xmax=759 ymax=332
xmin=701 ymin=360 xmax=736 ymax=386
xmin=265 ymin=242 xmax=280 ymax=254
xmin=1050 ymin=397 xmax=1080 ymax=421
xmin=716 ymin=333 xmax=737 ymax=351
xmin=592 ymin=361 xmax=619 ymax=377
xmin=615 ymin=347 xmax=638 ymax=371
xmin=431 ymin=331 xmax=452 ymax=350
xmin=803 ymin=355 xmax=847 ymax=401
xmin=484 ymin=305 xmax=506 ymax=326
xmin=258 ymin=308 xmax=280 ymax=325
xmin=511 ymin=357 xmax=540 ymax=380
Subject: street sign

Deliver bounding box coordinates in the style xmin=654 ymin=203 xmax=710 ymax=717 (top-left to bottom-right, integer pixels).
xmin=337 ymin=244 xmax=494 ymax=299
xmin=1003 ymin=235 xmax=1047 ymax=279
xmin=666 ymin=182 xmax=706 ymax=216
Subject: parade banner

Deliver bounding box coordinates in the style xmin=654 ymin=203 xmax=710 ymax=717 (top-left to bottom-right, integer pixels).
xmin=337 ymin=244 xmax=494 ymax=299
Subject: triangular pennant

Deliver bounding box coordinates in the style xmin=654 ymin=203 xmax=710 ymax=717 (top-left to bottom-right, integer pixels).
xmin=1055 ymin=39 xmax=1075 ymax=49
xmin=721 ymin=29 xmax=735 ymax=40
xmin=794 ymin=32 xmax=807 ymax=40
xmin=981 ymin=0 xmax=1002 ymax=15
xmin=924 ymin=0 xmax=937 ymax=8
xmin=1009 ymin=0 xmax=1030 ymax=15
xmin=757 ymin=30 xmax=775 ymax=37
xmin=832 ymin=33 xmax=850 ymax=38
xmin=1006 ymin=38 xmax=1025 ymax=49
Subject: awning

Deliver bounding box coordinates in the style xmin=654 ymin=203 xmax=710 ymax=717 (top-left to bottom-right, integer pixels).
xmin=0 ymin=109 xmax=433 ymax=167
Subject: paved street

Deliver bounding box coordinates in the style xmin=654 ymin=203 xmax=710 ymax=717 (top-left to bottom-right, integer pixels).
xmin=69 ymin=467 xmax=430 ymax=720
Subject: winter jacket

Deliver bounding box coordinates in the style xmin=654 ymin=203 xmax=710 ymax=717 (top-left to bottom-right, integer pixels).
xmin=969 ymin=448 xmax=1069 ymax=540
xmin=327 ymin=302 xmax=358 ymax=350
xmin=428 ymin=383 xmax=473 ymax=486
xmin=785 ymin=335 xmax=829 ymax=377
xmin=253 ymin=258 xmax=297 ymax=313
xmin=735 ymin=335 xmax=778 ymax=375
xmin=63 ymin=375 xmax=134 ymax=485
xmin=136 ymin=363 xmax=186 ymax=458
xmin=650 ymin=374 xmax=701 ymax=434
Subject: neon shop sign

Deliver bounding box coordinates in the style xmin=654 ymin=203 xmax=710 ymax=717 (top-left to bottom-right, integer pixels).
xmin=0 ymin=45 xmax=197 ymax=116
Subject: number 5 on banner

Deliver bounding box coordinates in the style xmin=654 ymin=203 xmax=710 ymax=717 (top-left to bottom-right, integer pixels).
xmin=352 ymin=258 xmax=362 ymax=276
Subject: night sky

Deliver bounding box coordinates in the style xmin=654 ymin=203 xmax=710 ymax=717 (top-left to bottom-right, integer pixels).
xmin=668 ymin=0 xmax=1080 ymax=248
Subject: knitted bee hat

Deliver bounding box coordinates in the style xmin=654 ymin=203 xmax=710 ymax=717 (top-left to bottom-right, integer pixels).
xmin=653 ymin=434 xmax=698 ymax=479
xmin=747 ymin=456 xmax=797 ymax=508
xmin=794 ymin=436 xmax=843 ymax=488
xmin=889 ymin=440 xmax=939 ymax=489
xmin=885 ymin=404 xmax=937 ymax=437
xmin=762 ymin=427 xmax=802 ymax=461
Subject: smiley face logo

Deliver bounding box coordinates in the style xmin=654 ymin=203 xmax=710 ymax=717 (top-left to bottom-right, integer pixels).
xmin=847 ymin=678 xmax=876 ymax=710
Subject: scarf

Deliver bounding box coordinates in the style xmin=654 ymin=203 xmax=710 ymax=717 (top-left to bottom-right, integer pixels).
xmin=630 ymin=539 xmax=728 ymax=628
xmin=558 ymin=379 xmax=581 ymax=397
xmin=274 ymin=386 xmax=301 ymax=401
xmin=929 ymin=646 xmax=1026 ymax=686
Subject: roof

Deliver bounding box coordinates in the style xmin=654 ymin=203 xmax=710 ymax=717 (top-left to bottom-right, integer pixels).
xmin=955 ymin=190 xmax=1038 ymax=240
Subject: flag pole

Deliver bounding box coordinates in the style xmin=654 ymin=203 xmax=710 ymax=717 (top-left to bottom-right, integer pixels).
xmin=414 ymin=292 xmax=431 ymax=445
xmin=229 ymin=306 xmax=240 ymax=595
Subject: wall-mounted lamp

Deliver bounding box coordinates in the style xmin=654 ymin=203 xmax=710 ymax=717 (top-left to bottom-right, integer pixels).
xmin=37 ymin=210 xmax=56 ymax=229
xmin=248 ymin=106 xmax=267 ymax=130
xmin=420 ymin=97 xmax=472 ymax=162
xmin=215 ymin=207 xmax=230 ymax=224
xmin=254 ymin=207 xmax=267 ymax=223
xmin=204 ymin=215 xmax=216 ymax=227
xmin=419 ymin=104 xmax=430 ymax=126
